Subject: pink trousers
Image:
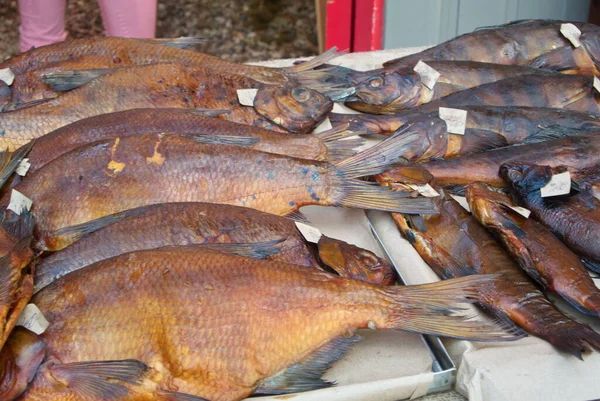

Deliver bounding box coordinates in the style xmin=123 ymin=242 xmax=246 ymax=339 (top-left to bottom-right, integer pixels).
xmin=18 ymin=0 xmax=157 ymax=52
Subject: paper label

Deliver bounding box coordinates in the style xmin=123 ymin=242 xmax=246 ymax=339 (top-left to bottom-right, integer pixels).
xmin=560 ymin=23 xmax=582 ymax=48
xmin=332 ymin=102 xmax=362 ymax=114
xmin=509 ymin=205 xmax=531 ymax=218
xmin=295 ymin=222 xmax=323 ymax=244
xmin=16 ymin=304 xmax=49 ymax=335
xmin=439 ymin=107 xmax=467 ymax=135
xmin=313 ymin=117 xmax=333 ymax=134
xmin=540 ymin=172 xmax=571 ymax=197
xmin=450 ymin=195 xmax=471 ymax=212
xmin=236 ymin=88 xmax=258 ymax=106
xmin=7 ymin=189 xmax=32 ymax=215
xmin=0 ymin=68 xmax=15 ymax=86
xmin=413 ymin=60 xmax=440 ymax=90
xmin=594 ymin=77 xmax=600 ymax=94
xmin=15 ymin=158 xmax=31 ymax=176
xmin=407 ymin=183 xmax=440 ymax=198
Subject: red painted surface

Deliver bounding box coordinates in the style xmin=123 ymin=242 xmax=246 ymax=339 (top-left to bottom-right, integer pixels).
xmin=353 ymin=0 xmax=385 ymax=51
xmin=325 ymin=0 xmax=353 ymax=51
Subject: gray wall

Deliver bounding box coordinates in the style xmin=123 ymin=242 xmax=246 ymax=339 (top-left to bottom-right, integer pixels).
xmin=383 ymin=0 xmax=590 ymax=49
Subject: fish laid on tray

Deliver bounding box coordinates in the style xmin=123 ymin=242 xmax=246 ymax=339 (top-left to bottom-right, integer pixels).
xmin=332 ymin=105 xmax=600 ymax=138
xmin=33 ymin=202 xmax=396 ymax=292
xmin=15 ymin=245 xmax=520 ymax=401
xmin=0 ymin=63 xmax=334 ymax=150
xmin=389 ymin=193 xmax=600 ymax=357
xmin=379 ymin=131 xmax=600 ymax=188
xmin=467 ymin=182 xmax=600 ymax=316
xmin=21 ymin=108 xmax=363 ymax=174
xmin=4 ymin=130 xmax=436 ymax=251
xmin=502 ymin=163 xmax=600 ymax=274
xmin=384 ymin=20 xmax=600 ymax=75
xmin=0 ymin=36 xmax=338 ymax=108
xmin=341 ymin=61 xmax=552 ymax=114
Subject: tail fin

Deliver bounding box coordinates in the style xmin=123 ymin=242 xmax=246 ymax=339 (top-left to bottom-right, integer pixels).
xmin=317 ymin=124 xmax=365 ymax=161
xmin=287 ymin=48 xmax=340 ymax=73
xmin=285 ymin=48 xmax=355 ymax=91
xmin=43 ymin=69 xmax=115 ymax=91
xmin=334 ymin=127 xmax=422 ymax=178
xmin=384 ymin=275 xmax=525 ymax=341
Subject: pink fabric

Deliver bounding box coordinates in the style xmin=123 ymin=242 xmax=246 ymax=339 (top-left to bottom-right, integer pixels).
xmin=18 ymin=0 xmax=157 ymax=53
xmin=97 ymin=0 xmax=157 ymax=38
xmin=18 ymin=0 xmax=68 ymax=52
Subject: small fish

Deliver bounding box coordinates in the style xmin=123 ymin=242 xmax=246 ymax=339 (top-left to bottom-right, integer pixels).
xmin=384 ymin=20 xmax=600 ymax=76
xmin=467 ymin=182 xmax=600 ymax=316
xmin=501 ymin=162 xmax=600 ymax=274
xmin=5 ymin=131 xmax=437 ymax=251
xmin=21 ymin=246 xmax=520 ymax=400
xmin=390 ymin=193 xmax=600 ymax=357
xmin=0 ymin=63 xmax=334 ymax=151
xmin=343 ymin=61 xmax=552 ymax=114
xmin=20 ymin=108 xmax=363 ymax=174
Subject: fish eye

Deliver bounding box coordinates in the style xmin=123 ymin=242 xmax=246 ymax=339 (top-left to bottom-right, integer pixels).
xmin=369 ymin=77 xmax=384 ymax=88
xmin=291 ymin=88 xmax=312 ymax=102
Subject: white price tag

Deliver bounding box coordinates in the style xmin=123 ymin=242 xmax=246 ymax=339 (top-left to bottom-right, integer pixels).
xmin=413 ymin=60 xmax=440 ymax=90
xmin=450 ymin=195 xmax=471 ymax=212
xmin=313 ymin=117 xmax=333 ymax=134
xmin=236 ymin=88 xmax=258 ymax=106
xmin=7 ymin=189 xmax=32 ymax=215
xmin=15 ymin=158 xmax=31 ymax=176
xmin=540 ymin=172 xmax=571 ymax=197
xmin=593 ymin=77 xmax=600 ymax=94
xmin=560 ymin=23 xmax=582 ymax=48
xmin=295 ymin=222 xmax=322 ymax=244
xmin=332 ymin=102 xmax=362 ymax=114
xmin=439 ymin=107 xmax=467 ymax=135
xmin=16 ymin=304 xmax=49 ymax=335
xmin=407 ymin=183 xmax=440 ymax=197
xmin=509 ymin=205 xmax=531 ymax=219
xmin=0 ymin=68 xmax=15 ymax=86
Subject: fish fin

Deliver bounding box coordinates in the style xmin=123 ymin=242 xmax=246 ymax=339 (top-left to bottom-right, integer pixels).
xmin=136 ymin=37 xmax=206 ymax=49
xmin=473 ymin=19 xmax=535 ymax=31
xmin=285 ymin=210 xmax=309 ymax=223
xmin=44 ymin=359 xmax=150 ymax=400
xmin=334 ymin=179 xmax=438 ymax=214
xmin=182 ymin=134 xmax=260 ymax=147
xmin=172 ymin=240 xmax=284 ymax=259
xmin=43 ymin=69 xmax=115 ymax=91
xmin=443 ymin=184 xmax=468 ymax=196
xmin=581 ymin=258 xmax=600 ymax=274
xmin=334 ymin=125 xmax=421 ymax=178
xmin=537 ymin=320 xmax=600 ymax=358
xmin=460 ymin=130 xmax=509 ymax=154
xmin=386 ymin=275 xmax=525 ymax=341
xmin=0 ymin=140 xmax=35 ymax=188
xmin=560 ymin=292 xmax=600 ymax=317
xmin=156 ymin=391 xmax=210 ymax=401
xmin=255 ymin=335 xmax=361 ymax=395
xmin=519 ymin=125 xmax=596 ymax=144
xmin=1 ymin=209 xmax=34 ymax=242
xmin=318 ymin=125 xmax=366 ymax=161
xmin=48 ymin=208 xmax=147 ymax=245
xmin=186 ymin=108 xmax=231 ymax=117
xmin=329 ymin=113 xmax=402 ymax=137
xmin=287 ymin=48 xmax=340 ymax=74
xmin=528 ymin=46 xmax=579 ymax=72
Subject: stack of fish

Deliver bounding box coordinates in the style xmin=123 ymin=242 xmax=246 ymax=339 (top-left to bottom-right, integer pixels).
xmin=0 ymin=18 xmax=598 ymax=400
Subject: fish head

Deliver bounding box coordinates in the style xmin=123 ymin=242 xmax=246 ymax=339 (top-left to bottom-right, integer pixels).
xmin=499 ymin=163 xmax=553 ymax=195
xmin=0 ymin=328 xmax=46 ymax=400
xmin=344 ymin=68 xmax=423 ymax=113
xmin=580 ymin=28 xmax=600 ymax=72
xmin=253 ymin=86 xmax=333 ymax=134
xmin=402 ymin=117 xmax=449 ymax=161
xmin=465 ymin=182 xmax=515 ymax=225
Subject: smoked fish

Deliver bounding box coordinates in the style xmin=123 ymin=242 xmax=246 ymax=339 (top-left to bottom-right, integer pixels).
xmin=342 ymin=61 xmax=551 ymax=114
xmin=391 ymin=195 xmax=600 ymax=357
xmin=0 ymin=63 xmax=334 ymax=150
xmin=501 ymin=163 xmax=600 ymax=273
xmin=20 ymin=247 xmax=519 ymax=401
xmin=384 ymin=20 xmax=600 ymax=76
xmin=33 ymin=202 xmax=396 ymax=291
xmin=21 ymin=108 xmax=362 ymax=174
xmin=467 ymin=182 xmax=600 ymax=316
xmin=378 ymin=131 xmax=600 ymax=188
xmin=4 ymin=131 xmax=436 ymax=251
xmin=0 ymin=37 xmax=337 ymax=107
xmin=331 ymin=105 xmax=600 ymax=137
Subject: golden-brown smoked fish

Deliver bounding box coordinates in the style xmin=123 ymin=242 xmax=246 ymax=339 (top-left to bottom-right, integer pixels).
xmin=21 ymin=246 xmax=519 ymax=401
xmin=467 ymin=182 xmax=600 ymax=316
xmin=21 ymin=108 xmax=362 ymax=174
xmin=6 ymin=131 xmax=436 ymax=251
xmin=384 ymin=20 xmax=600 ymax=75
xmin=390 ymin=194 xmax=600 ymax=357
xmin=0 ymin=63 xmax=334 ymax=150
xmin=0 ymin=328 xmax=46 ymax=400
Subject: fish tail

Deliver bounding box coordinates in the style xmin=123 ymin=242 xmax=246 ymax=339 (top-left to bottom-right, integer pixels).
xmin=287 ymin=48 xmax=341 ymax=74
xmin=382 ymin=275 xmax=525 ymax=341
xmin=318 ymin=124 xmax=366 ymax=161
xmin=538 ymin=320 xmax=600 ymax=359
xmin=285 ymin=48 xmax=355 ymax=91
xmin=329 ymin=113 xmax=405 ymax=136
